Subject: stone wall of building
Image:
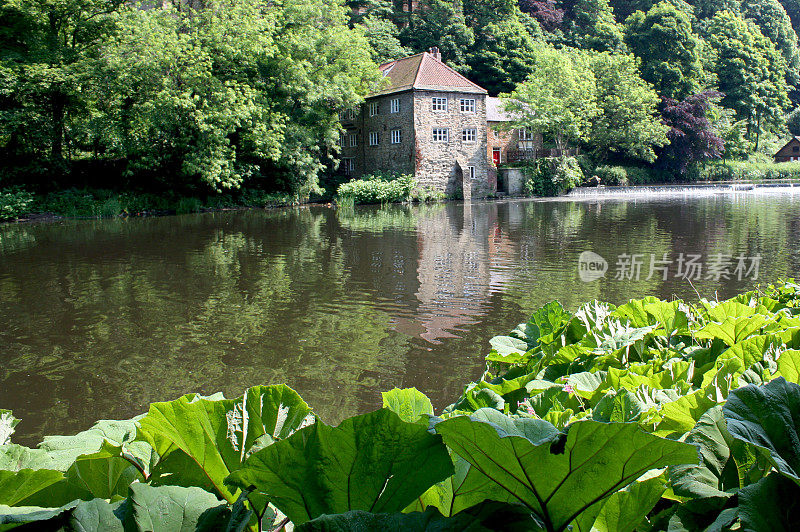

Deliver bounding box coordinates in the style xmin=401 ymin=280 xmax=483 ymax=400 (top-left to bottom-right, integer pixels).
xmin=412 ymin=90 xmax=490 ymax=198
xmin=339 ymin=91 xmax=416 ymax=179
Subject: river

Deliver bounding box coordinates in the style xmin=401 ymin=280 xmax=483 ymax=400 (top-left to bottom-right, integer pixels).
xmin=1 ymin=188 xmax=799 ymax=443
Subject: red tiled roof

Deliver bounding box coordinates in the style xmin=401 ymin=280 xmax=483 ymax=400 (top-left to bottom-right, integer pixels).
xmin=372 ymin=52 xmax=487 ymax=97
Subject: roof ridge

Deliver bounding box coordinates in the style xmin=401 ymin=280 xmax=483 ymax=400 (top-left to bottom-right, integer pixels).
xmin=412 ymin=52 xmax=428 ymax=87
xmin=378 ymin=52 xmax=425 ymax=70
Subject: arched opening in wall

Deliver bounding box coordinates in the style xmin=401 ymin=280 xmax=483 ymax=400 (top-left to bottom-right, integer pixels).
xmin=450 ymin=163 xmax=464 ymax=200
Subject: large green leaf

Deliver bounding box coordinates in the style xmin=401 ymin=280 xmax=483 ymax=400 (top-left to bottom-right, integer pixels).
xmin=136 ymin=384 xmax=312 ymax=502
xmin=668 ymin=406 xmax=767 ymax=507
xmin=382 ymin=388 xmax=433 ymax=425
xmin=0 ymin=468 xmax=80 ymax=508
xmin=0 ymin=413 xmax=18 ymax=447
xmin=573 ymin=471 xmax=666 ymax=532
xmin=433 ymin=414 xmax=699 ymax=532
xmin=65 ymin=441 xmax=144 ymax=500
xmin=38 ymin=417 xmax=153 ymax=473
xmin=0 ymin=445 xmax=58 ymax=472
xmin=0 ymin=485 xmax=236 ymax=531
xmin=723 ymin=377 xmax=800 ymax=482
xmin=296 ymin=502 xmax=541 ymax=532
xmin=777 ymin=349 xmax=800 ymax=382
xmin=127 ymin=483 xmax=231 ymax=531
xmin=225 ymin=408 xmax=454 ymax=525
xmin=738 ymin=472 xmax=800 ymax=532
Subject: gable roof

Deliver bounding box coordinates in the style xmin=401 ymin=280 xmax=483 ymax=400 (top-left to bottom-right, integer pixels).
xmin=775 ymin=136 xmax=800 ymax=156
xmin=486 ymin=97 xmax=510 ymax=122
xmin=371 ymin=52 xmax=488 ymax=97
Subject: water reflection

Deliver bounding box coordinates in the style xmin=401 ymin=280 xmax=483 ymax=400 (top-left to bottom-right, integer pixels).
xmin=1 ymin=190 xmax=799 ymax=443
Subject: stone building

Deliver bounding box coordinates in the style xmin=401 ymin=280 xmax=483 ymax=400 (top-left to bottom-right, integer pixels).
xmin=486 ymin=97 xmax=541 ymax=167
xmin=339 ymin=48 xmax=491 ymax=199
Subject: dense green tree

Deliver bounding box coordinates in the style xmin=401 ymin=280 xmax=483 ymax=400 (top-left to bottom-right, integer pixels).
xmin=705 ymin=10 xmax=790 ymax=150
xmin=361 ymin=15 xmax=410 ymax=63
xmin=588 ymin=52 xmax=669 ymax=161
xmin=787 ymin=106 xmax=800 ymax=135
xmin=0 ymin=0 xmax=122 ymax=179
xmin=465 ymin=16 xmax=541 ymax=95
xmin=399 ymin=0 xmax=475 ymax=68
xmin=624 ymin=2 xmax=704 ymax=99
xmin=504 ymin=45 xmax=600 ymax=149
xmin=742 ymin=0 xmax=800 ymax=86
xmin=571 ymin=0 xmax=627 ymax=52
xmin=691 ymin=0 xmax=740 ymax=19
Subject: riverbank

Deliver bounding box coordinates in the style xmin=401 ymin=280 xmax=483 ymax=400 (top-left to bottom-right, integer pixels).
xmin=0 ymin=188 xmax=301 ymax=224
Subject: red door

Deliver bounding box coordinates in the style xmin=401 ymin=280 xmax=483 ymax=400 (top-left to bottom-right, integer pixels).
xmin=492 ymin=148 xmax=501 ymax=166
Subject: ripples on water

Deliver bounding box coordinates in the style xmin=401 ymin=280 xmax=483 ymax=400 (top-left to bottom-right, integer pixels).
xmin=1 ymin=188 xmax=799 ymax=443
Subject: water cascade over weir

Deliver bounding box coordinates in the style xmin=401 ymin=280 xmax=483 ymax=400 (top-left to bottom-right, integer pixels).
xmin=566 ymin=182 xmax=799 ymax=198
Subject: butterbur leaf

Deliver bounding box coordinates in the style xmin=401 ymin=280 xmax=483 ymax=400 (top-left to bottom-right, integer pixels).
xmin=573 ymin=471 xmax=667 ymax=532
xmin=128 ymin=483 xmax=230 ymax=531
xmin=777 ymin=349 xmax=800 ymax=382
xmin=488 ymin=336 xmax=530 ymax=361
xmin=382 ymin=387 xmax=433 ymax=424
xmin=225 ymin=408 xmax=454 ymax=525
xmin=0 ymin=445 xmax=58 ymax=472
xmin=0 ymin=412 xmax=18 ymax=446
xmin=296 ymin=502 xmax=540 ymax=532
xmin=0 ymin=469 xmax=81 ymax=507
xmin=667 ymin=406 xmax=762 ymax=506
xmin=65 ymin=441 xmax=144 ymax=500
xmin=724 ymin=377 xmax=800 ymax=482
xmin=408 ymin=452 xmax=512 ymax=517
xmin=137 ymin=384 xmax=312 ymax=502
xmin=433 ymin=414 xmax=699 ymax=532
xmin=39 ymin=417 xmax=153 ymax=473
xmin=738 ymin=472 xmax=800 ymax=531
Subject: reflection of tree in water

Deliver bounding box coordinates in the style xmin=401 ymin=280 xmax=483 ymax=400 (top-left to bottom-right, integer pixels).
xmin=1 ymin=193 xmax=799 ymax=443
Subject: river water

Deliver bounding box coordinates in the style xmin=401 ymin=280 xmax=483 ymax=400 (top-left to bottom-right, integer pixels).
xmin=1 ymin=188 xmax=799 ymax=443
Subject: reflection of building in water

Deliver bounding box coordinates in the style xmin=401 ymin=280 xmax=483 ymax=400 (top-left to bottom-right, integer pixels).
xmin=414 ymin=203 xmax=502 ymax=343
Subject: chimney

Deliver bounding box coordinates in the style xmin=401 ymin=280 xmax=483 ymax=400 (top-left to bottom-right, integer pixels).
xmin=428 ymin=47 xmax=441 ymax=62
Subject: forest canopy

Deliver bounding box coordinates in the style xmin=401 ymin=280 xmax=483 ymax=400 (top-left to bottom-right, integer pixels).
xmin=2 ymin=0 xmax=800 ymax=194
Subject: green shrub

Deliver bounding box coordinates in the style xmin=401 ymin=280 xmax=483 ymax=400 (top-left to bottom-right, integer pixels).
xmin=625 ymin=165 xmax=659 ymax=184
xmin=337 ymin=173 xmax=416 ymax=204
xmin=36 ymin=189 xmax=97 ymax=217
xmin=239 ymin=189 xmax=298 ymax=208
xmin=700 ymin=159 xmax=800 ymax=181
xmin=176 ymin=197 xmax=203 ymax=214
xmin=413 ymin=186 xmax=445 ymax=203
xmin=0 ymin=187 xmax=34 ymax=221
xmin=522 ymin=157 xmax=584 ymax=197
xmin=593 ymin=165 xmax=628 ymax=186
xmin=96 ymin=197 xmax=123 ymax=218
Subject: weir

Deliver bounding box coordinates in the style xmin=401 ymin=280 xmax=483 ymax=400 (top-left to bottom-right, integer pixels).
xmin=566 ymin=181 xmax=800 ymax=198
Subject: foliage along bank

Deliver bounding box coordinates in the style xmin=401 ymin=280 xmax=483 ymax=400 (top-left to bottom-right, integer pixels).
xmin=2 ymin=280 xmax=800 ymax=530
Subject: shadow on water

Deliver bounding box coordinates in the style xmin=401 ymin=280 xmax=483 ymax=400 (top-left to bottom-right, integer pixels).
xmin=1 ymin=188 xmax=799 ymax=443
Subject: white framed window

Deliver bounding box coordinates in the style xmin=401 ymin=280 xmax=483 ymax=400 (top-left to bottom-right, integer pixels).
xmin=519 ymin=128 xmax=535 ymax=141
xmin=369 ymin=131 xmax=379 ymax=146
xmin=467 ymin=166 xmax=475 ymax=180
xmin=338 ymin=133 xmax=346 ymax=147
xmin=432 ymin=128 xmax=449 ymax=142
xmin=348 ymin=109 xmax=357 ymax=120
xmin=390 ymin=98 xmax=400 ymax=113
xmin=432 ymin=97 xmax=448 ymax=111
xmin=342 ymin=158 xmax=355 ymax=175
xmin=391 ymin=129 xmax=402 ymax=144
xmin=462 ymin=128 xmax=476 ymax=142
xmin=349 ymin=133 xmax=357 ymax=147
xmin=460 ymin=99 xmax=476 ymax=113
xmin=369 ymin=102 xmax=379 ymax=116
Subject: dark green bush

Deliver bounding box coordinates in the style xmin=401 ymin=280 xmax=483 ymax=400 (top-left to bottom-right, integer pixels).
xmin=593 ymin=165 xmax=628 ymax=186
xmin=522 ymin=157 xmax=584 ymax=197
xmin=0 ymin=187 xmax=34 ymax=221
